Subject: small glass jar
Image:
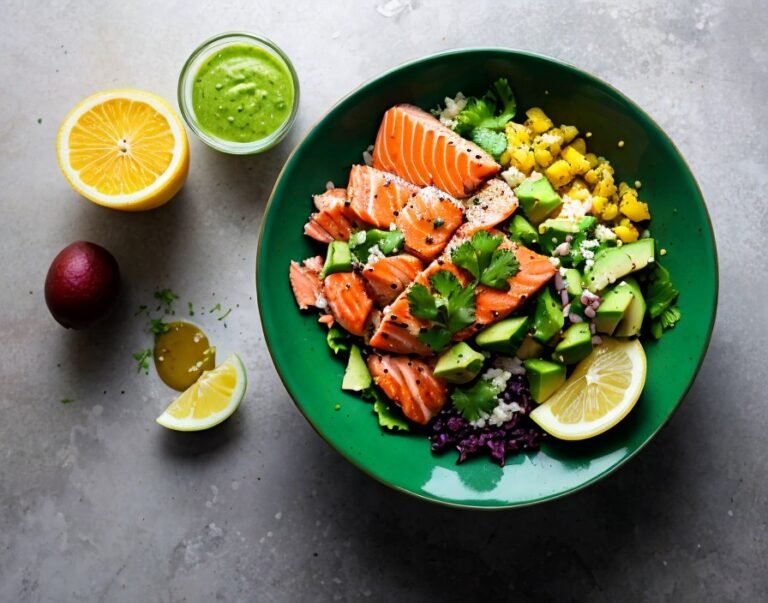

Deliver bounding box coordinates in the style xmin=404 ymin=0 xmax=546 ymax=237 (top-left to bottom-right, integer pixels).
xmin=178 ymin=32 xmax=300 ymax=155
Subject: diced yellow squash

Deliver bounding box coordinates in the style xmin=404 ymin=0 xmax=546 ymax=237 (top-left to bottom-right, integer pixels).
xmin=561 ymin=145 xmax=591 ymax=175
xmin=570 ymin=138 xmax=587 ymax=154
xmin=506 ymin=121 xmax=532 ymax=145
xmin=620 ymin=197 xmax=651 ymax=221
xmin=534 ymin=145 xmax=554 ymax=168
xmin=525 ymin=107 xmax=554 ymax=134
xmin=560 ymin=124 xmax=579 ymax=144
xmin=593 ymin=176 xmax=617 ymax=199
xmin=545 ymin=159 xmax=574 ymax=188
xmin=565 ymin=178 xmax=590 ymax=201
xmin=585 ymin=152 xmax=600 ymax=168
xmin=601 ymin=202 xmax=619 ymax=221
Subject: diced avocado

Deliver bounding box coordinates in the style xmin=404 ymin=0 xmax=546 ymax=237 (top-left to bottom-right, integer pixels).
xmin=552 ymin=322 xmax=593 ymax=365
xmin=320 ymin=241 xmax=352 ymax=278
xmin=433 ymin=342 xmax=486 ymax=384
xmin=594 ymin=281 xmax=635 ymax=335
xmin=614 ymin=277 xmax=646 ymax=337
xmin=475 ymin=316 xmax=530 ymax=354
xmin=532 ymin=287 xmax=564 ymax=344
xmin=509 ymin=215 xmax=539 ymax=247
xmin=585 ymin=238 xmax=655 ymax=292
xmin=563 ymin=268 xmax=585 ymax=316
xmin=538 ymin=216 xmax=597 ymax=256
xmin=341 ymin=345 xmax=371 ymax=391
xmin=514 ymin=177 xmax=563 ymax=225
xmin=523 ymin=359 xmax=566 ymax=403
xmin=515 ymin=334 xmax=545 ymax=360
xmin=349 ymin=228 xmax=405 ymax=261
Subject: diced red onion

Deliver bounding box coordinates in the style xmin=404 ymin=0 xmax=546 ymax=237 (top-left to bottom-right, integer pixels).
xmin=592 ymin=335 xmax=603 ymax=345
xmin=554 ymin=272 xmax=565 ymax=291
xmin=590 ymin=322 xmax=596 ymax=334
xmin=560 ymin=290 xmax=569 ymax=305
xmin=569 ymin=313 xmax=583 ymax=323
xmin=554 ymin=242 xmax=571 ymax=256
xmin=563 ymin=303 xmax=571 ymax=317
xmin=584 ymin=306 xmax=596 ymax=318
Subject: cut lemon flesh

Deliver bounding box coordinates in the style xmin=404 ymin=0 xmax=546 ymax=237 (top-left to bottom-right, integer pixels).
xmin=156 ymin=353 xmax=246 ymax=431
xmin=57 ymin=89 xmax=189 ymax=211
xmin=530 ymin=338 xmax=646 ymax=440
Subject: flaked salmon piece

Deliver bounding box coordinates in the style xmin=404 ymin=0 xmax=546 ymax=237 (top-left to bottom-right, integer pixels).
xmin=367 ymin=354 xmax=447 ymax=425
xmin=313 ymin=188 xmax=348 ymax=211
xmin=368 ymin=261 xmax=471 ymax=356
xmin=289 ymin=256 xmax=325 ymax=310
xmin=318 ymin=314 xmax=335 ymax=327
xmin=372 ymin=104 xmax=501 ymax=199
xmin=323 ymin=272 xmax=374 ymax=337
xmin=456 ymin=242 xmax=557 ymax=340
xmin=461 ymin=178 xmax=519 ymax=235
xmin=304 ymin=203 xmax=358 ymax=243
xmin=396 ymin=187 xmax=464 ymax=261
xmin=361 ymin=254 xmax=424 ymax=307
xmin=347 ymin=164 xmax=419 ymax=229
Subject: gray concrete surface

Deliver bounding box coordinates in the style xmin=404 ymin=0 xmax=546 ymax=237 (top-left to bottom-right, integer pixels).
xmin=1 ymin=0 xmax=766 ymax=601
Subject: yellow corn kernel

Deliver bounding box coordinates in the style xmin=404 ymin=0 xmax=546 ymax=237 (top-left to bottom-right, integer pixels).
xmin=594 ymin=175 xmax=617 ymax=199
xmin=534 ymin=145 xmax=554 ymax=168
xmin=545 ymin=159 xmax=574 ymax=188
xmin=591 ymin=195 xmax=607 ymax=214
xmin=561 ymin=145 xmax=591 ymax=175
xmin=601 ymin=202 xmax=619 ymax=221
xmin=614 ymin=222 xmax=639 ymax=243
xmin=525 ymin=107 xmax=554 ymax=134
xmin=499 ymin=150 xmax=511 ymax=166
xmin=565 ymin=178 xmax=590 ymax=201
xmin=570 ymin=137 xmax=587 ymax=154
xmin=585 ymin=152 xmax=600 ymax=168
xmin=510 ymin=147 xmax=535 ymax=174
xmin=560 ymin=124 xmax=579 ymax=143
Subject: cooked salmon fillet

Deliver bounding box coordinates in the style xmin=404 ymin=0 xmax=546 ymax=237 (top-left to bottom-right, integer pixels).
xmin=368 ymin=261 xmax=472 ymax=356
xmin=396 ymin=187 xmax=464 ymax=261
xmin=289 ymin=256 xmax=325 ymax=310
xmin=372 ymin=104 xmax=500 ymax=198
xmin=361 ymin=254 xmax=424 ymax=307
xmin=313 ymin=188 xmax=348 ymax=211
xmin=304 ymin=188 xmax=362 ymax=243
xmin=461 ymin=178 xmax=519 ymax=235
xmin=346 ymin=164 xmax=419 ymax=228
xmin=323 ymin=272 xmax=374 ymax=337
xmin=367 ymin=354 xmax=447 ymax=424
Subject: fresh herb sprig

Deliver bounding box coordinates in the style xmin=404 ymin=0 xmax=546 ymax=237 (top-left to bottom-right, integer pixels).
xmin=451 ymin=230 xmax=520 ymax=290
xmin=132 ymin=348 xmax=152 ymax=375
xmin=450 ymin=379 xmax=499 ymax=422
xmin=646 ymin=263 xmax=682 ymax=339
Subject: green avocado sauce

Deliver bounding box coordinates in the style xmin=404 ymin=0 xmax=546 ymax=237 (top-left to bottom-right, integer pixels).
xmin=191 ymin=44 xmax=294 ymax=143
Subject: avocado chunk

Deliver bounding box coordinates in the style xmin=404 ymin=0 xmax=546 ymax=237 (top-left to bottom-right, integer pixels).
xmin=553 ymin=322 xmax=593 ymax=365
xmin=594 ymin=281 xmax=635 ymax=335
xmin=341 ymin=345 xmax=371 ymax=391
xmin=515 ymin=334 xmax=545 ymax=360
xmin=509 ymin=215 xmax=539 ymax=247
xmin=614 ymin=277 xmax=646 ymax=337
xmin=532 ymin=287 xmax=564 ymax=344
xmin=514 ymin=176 xmax=563 ymax=225
xmin=584 ymin=238 xmax=656 ymax=292
xmin=563 ymin=268 xmax=585 ymax=315
xmin=320 ymin=241 xmax=352 ymax=278
xmin=523 ymin=359 xmax=566 ymax=403
xmin=538 ymin=216 xmax=597 ymax=258
xmin=433 ymin=342 xmax=486 ymax=384
xmin=475 ymin=317 xmax=530 ymax=354
xmin=349 ymin=228 xmax=405 ymax=262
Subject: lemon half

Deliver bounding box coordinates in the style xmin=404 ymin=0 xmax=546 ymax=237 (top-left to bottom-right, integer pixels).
xmin=57 ymin=89 xmax=189 ymax=211
xmin=156 ymin=353 xmax=247 ymax=432
xmin=530 ymin=338 xmax=646 ymax=440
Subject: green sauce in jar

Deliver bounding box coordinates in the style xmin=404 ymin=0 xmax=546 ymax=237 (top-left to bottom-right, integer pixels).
xmin=191 ymin=43 xmax=294 ymax=143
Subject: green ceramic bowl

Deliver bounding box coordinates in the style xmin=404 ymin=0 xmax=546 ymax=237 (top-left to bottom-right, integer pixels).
xmin=256 ymin=49 xmax=717 ymax=509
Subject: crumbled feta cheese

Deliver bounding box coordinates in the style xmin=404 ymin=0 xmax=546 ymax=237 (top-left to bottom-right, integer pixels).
xmin=549 ymin=256 xmax=561 ymax=267
xmin=494 ymin=356 xmax=526 ymax=375
xmin=595 ymin=224 xmax=617 ymax=242
xmin=325 ymin=181 xmax=335 ymax=190
xmin=557 ymin=195 xmax=588 ymax=221
xmin=529 ymin=171 xmax=544 ymax=182
xmin=482 ymin=368 xmax=512 ymax=394
xmin=315 ymin=295 xmax=328 ymax=309
xmin=389 ymin=222 xmax=397 ymax=231
xmin=488 ymin=401 xmax=523 ymax=427
xmin=540 ymin=132 xmax=562 ymax=145
xmin=501 ymin=166 xmax=527 ymax=189
xmin=351 ymin=231 xmax=367 ymax=246
xmin=366 ymin=244 xmax=385 ymax=263
xmin=438 ymin=92 xmax=467 ymax=128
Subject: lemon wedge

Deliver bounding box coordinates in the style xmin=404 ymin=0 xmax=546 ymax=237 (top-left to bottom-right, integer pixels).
xmin=57 ymin=89 xmax=189 ymax=211
xmin=530 ymin=338 xmax=646 ymax=440
xmin=156 ymin=353 xmax=246 ymax=431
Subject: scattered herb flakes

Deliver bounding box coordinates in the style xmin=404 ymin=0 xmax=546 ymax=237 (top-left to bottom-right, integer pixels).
xmin=209 ymin=303 xmax=222 ymax=314
xmin=37 ymin=118 xmax=42 ymax=124
xmin=132 ymin=348 xmax=152 ymax=375
xmin=187 ymin=302 xmax=195 ymax=316
xmin=149 ymin=318 xmax=170 ymax=336
xmin=154 ymin=288 xmax=179 ymax=310
xmin=217 ymin=308 xmax=232 ymax=321
xmin=134 ymin=304 xmax=149 ymax=317
xmin=60 ymin=398 xmax=75 ymax=405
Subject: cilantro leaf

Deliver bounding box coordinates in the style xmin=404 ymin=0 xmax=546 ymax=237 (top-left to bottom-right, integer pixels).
xmin=326 ymin=326 xmax=350 ymax=355
xmin=407 ymin=283 xmax=439 ymax=321
xmin=364 ymin=388 xmax=410 ymax=432
xmin=650 ymin=305 xmax=682 ymax=340
xmin=480 ymin=249 xmax=519 ymax=290
xmin=647 ymin=263 xmax=679 ymax=319
xmin=451 ymin=379 xmax=499 ymax=422
xmin=429 ymin=270 xmax=461 ymax=298
xmin=454 ymin=78 xmax=517 ymax=135
xmin=450 ymin=241 xmax=480 ymax=279
xmin=470 ymin=127 xmax=508 ymax=159
xmin=149 ymin=319 xmax=170 ymax=336
xmin=446 ymin=281 xmax=476 ymax=333
xmin=418 ymin=326 xmax=453 ymax=351
xmin=472 ymin=230 xmax=503 ymax=274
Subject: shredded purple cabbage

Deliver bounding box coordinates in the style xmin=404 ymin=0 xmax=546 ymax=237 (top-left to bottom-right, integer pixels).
xmin=429 ymin=374 xmax=546 ymax=466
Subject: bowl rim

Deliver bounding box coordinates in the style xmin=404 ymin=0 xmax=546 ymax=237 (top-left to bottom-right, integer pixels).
xmin=255 ymin=47 xmax=719 ymax=510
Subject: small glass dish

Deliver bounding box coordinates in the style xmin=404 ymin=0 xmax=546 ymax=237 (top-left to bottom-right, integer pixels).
xmin=178 ymin=32 xmax=300 ymax=155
